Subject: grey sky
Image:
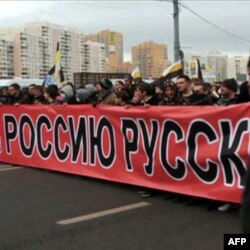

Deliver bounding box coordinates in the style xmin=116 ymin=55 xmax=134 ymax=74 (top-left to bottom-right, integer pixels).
xmin=0 ymin=0 xmax=249 ymax=61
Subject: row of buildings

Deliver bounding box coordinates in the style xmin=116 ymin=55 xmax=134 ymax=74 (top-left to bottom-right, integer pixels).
xmin=0 ymin=21 xmax=249 ymax=83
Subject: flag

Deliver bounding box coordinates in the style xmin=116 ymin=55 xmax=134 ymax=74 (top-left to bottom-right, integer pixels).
xmin=131 ymin=66 xmax=142 ymax=79
xmin=162 ymin=60 xmax=183 ymax=79
xmin=197 ymin=59 xmax=203 ymax=82
xmin=43 ymin=42 xmax=65 ymax=88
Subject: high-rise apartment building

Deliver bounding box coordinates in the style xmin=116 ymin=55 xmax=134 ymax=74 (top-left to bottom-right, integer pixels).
xmin=13 ymin=31 xmax=44 ymax=78
xmin=132 ymin=41 xmax=168 ymax=78
xmin=185 ymin=51 xmax=228 ymax=82
xmin=25 ymin=22 xmax=81 ymax=81
xmin=0 ymin=39 xmax=14 ymax=78
xmin=81 ymin=40 xmax=106 ymax=72
xmin=117 ymin=62 xmax=132 ymax=74
xmin=227 ymin=56 xmax=248 ymax=82
xmin=0 ymin=23 xmax=81 ymax=80
xmin=85 ymin=30 xmax=123 ymax=72
xmin=0 ymin=24 xmax=126 ymax=80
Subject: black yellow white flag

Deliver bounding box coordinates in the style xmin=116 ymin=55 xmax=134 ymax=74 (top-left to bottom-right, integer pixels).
xmin=43 ymin=42 xmax=65 ymax=88
xmin=162 ymin=60 xmax=183 ymax=79
xmin=131 ymin=66 xmax=142 ymax=79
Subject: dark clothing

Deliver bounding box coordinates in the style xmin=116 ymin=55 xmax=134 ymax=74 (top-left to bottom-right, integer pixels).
xmin=183 ymin=92 xmax=203 ymax=105
xmin=96 ymin=89 xmax=116 ymax=105
xmin=124 ymin=84 xmax=137 ymax=100
xmin=242 ymin=165 xmax=250 ymax=233
xmin=9 ymin=92 xmax=26 ymax=105
xmin=33 ymin=95 xmax=47 ymax=104
xmin=237 ymin=82 xmax=250 ymax=103
xmin=19 ymin=94 xmax=34 ymax=104
xmin=217 ymin=96 xmax=238 ymax=106
xmin=143 ymin=94 xmax=159 ymax=106
xmin=159 ymin=93 xmax=187 ymax=106
xmin=129 ymin=94 xmax=159 ymax=106
xmin=192 ymin=93 xmax=217 ymax=105
xmin=0 ymin=95 xmax=11 ymax=104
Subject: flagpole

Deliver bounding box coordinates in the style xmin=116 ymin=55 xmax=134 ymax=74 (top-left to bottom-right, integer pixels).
xmin=173 ymin=0 xmax=180 ymax=62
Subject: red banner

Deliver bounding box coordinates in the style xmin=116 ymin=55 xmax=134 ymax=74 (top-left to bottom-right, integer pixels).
xmin=0 ymin=104 xmax=249 ymax=203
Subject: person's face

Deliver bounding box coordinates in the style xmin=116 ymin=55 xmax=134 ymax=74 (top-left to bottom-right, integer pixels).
xmin=28 ymin=86 xmax=35 ymax=95
xmin=115 ymin=82 xmax=123 ymax=91
xmin=132 ymin=87 xmax=144 ymax=103
xmin=124 ymin=78 xmax=131 ymax=87
xmin=165 ymin=87 xmax=175 ymax=99
xmin=193 ymin=84 xmax=204 ymax=94
xmin=95 ymin=83 xmax=103 ymax=92
xmin=44 ymin=91 xmax=49 ymax=100
xmin=8 ymin=87 xmax=18 ymax=97
xmin=177 ymin=78 xmax=189 ymax=93
xmin=33 ymin=89 xmax=41 ymax=97
xmin=220 ymin=85 xmax=232 ymax=98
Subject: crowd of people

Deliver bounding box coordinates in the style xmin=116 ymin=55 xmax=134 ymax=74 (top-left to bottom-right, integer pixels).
xmin=0 ymin=61 xmax=249 ymax=218
xmin=0 ymin=72 xmax=249 ymax=107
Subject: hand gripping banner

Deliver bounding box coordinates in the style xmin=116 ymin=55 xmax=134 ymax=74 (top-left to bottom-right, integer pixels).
xmin=0 ymin=103 xmax=249 ymax=203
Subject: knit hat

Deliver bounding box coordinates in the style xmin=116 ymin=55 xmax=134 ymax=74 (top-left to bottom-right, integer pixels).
xmin=60 ymin=84 xmax=74 ymax=98
xmin=76 ymin=89 xmax=90 ymax=103
xmin=84 ymin=84 xmax=96 ymax=96
xmin=221 ymin=78 xmax=238 ymax=93
xmin=97 ymin=78 xmax=113 ymax=90
xmin=164 ymin=80 xmax=176 ymax=89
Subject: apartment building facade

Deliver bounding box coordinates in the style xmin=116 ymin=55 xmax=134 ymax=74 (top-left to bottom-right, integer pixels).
xmin=25 ymin=22 xmax=81 ymax=81
xmin=81 ymin=40 xmax=106 ymax=73
xmin=85 ymin=30 xmax=123 ymax=73
xmin=185 ymin=51 xmax=228 ymax=82
xmin=0 ymin=39 xmax=14 ymax=79
xmin=132 ymin=41 xmax=168 ymax=78
xmin=227 ymin=56 xmax=248 ymax=82
xmin=13 ymin=31 xmax=44 ymax=79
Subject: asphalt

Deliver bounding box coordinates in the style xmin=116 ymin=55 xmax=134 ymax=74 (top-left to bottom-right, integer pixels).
xmin=0 ymin=163 xmax=241 ymax=250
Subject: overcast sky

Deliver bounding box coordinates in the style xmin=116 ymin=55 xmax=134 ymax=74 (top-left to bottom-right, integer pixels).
xmin=0 ymin=0 xmax=249 ymax=61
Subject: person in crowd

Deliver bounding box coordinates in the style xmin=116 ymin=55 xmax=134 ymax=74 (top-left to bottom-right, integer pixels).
xmin=123 ymin=75 xmax=136 ymax=100
xmin=130 ymin=82 xmax=158 ymax=198
xmin=21 ymin=86 xmax=35 ymax=104
xmin=28 ymin=83 xmax=36 ymax=96
xmin=159 ymin=80 xmax=186 ymax=106
xmin=131 ymin=82 xmax=159 ymax=106
xmin=60 ymin=82 xmax=78 ymax=104
xmin=216 ymin=78 xmax=239 ymax=212
xmin=114 ymin=90 xmax=130 ymax=106
xmin=0 ymin=87 xmax=10 ymax=104
xmin=95 ymin=78 xmax=116 ymax=105
xmin=191 ymin=77 xmax=203 ymax=91
xmin=153 ymin=78 xmax=165 ymax=103
xmin=211 ymin=81 xmax=221 ymax=99
xmin=114 ymin=80 xmax=124 ymax=92
xmin=33 ymin=85 xmax=46 ymax=104
xmin=8 ymin=83 xmax=26 ymax=105
xmin=176 ymin=75 xmax=201 ymax=104
xmin=237 ymin=81 xmax=250 ymax=103
xmin=76 ymin=83 xmax=96 ymax=104
xmin=192 ymin=82 xmax=218 ymax=105
xmin=217 ymin=78 xmax=238 ymax=106
xmin=44 ymin=84 xmax=63 ymax=105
